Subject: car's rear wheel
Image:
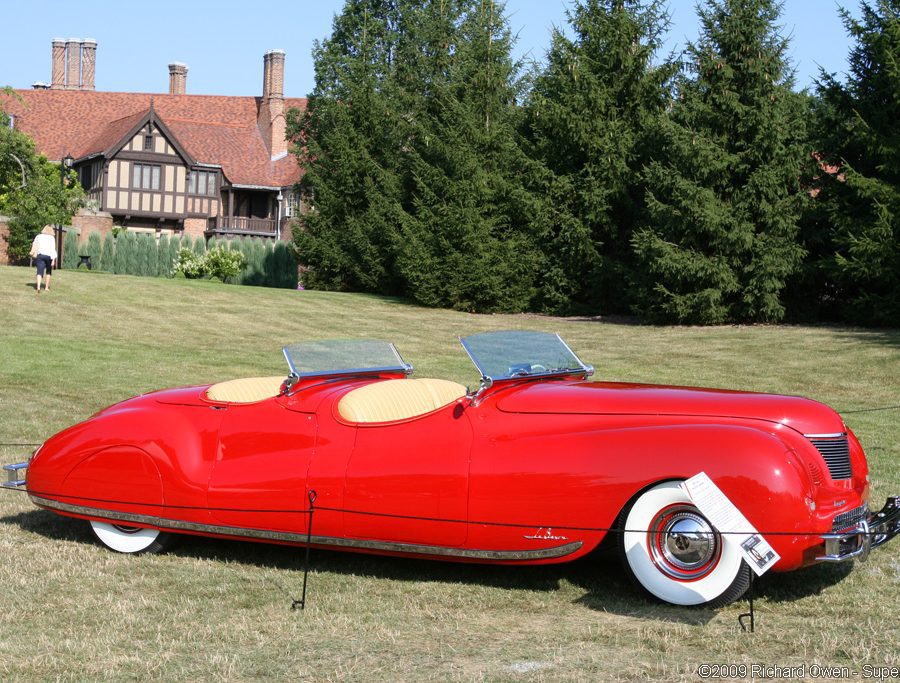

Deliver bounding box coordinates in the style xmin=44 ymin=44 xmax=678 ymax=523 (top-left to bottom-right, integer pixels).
xmin=618 ymin=481 xmax=750 ymax=607
xmin=89 ymin=520 xmax=176 ymax=554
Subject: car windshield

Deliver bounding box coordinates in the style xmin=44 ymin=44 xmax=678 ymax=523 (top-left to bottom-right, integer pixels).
xmin=282 ymin=339 xmax=413 ymax=379
xmin=459 ymin=331 xmax=592 ymax=385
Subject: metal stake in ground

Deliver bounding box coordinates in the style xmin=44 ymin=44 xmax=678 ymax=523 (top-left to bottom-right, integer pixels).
xmin=292 ymin=489 xmax=317 ymax=611
xmin=738 ymin=566 xmax=755 ymax=633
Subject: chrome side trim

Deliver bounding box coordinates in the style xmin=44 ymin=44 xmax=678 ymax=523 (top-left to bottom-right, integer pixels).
xmin=30 ymin=496 xmax=583 ymax=561
xmin=803 ymin=432 xmax=847 ymax=439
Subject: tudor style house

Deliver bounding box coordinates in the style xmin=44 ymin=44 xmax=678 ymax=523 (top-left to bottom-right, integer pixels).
xmin=1 ymin=40 xmax=306 ymax=254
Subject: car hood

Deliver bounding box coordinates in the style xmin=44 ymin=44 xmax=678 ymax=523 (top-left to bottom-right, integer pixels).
xmin=495 ymin=380 xmax=844 ymax=435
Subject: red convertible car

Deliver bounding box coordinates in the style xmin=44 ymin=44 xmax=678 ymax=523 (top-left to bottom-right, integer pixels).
xmin=5 ymin=331 xmax=898 ymax=607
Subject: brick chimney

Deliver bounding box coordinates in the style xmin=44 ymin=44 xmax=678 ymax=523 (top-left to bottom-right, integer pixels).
xmin=168 ymin=63 xmax=188 ymax=95
xmin=51 ymin=39 xmax=66 ymax=89
xmin=81 ymin=39 xmax=97 ymax=90
xmin=65 ymin=38 xmax=80 ymax=89
xmin=258 ymin=49 xmax=287 ymax=160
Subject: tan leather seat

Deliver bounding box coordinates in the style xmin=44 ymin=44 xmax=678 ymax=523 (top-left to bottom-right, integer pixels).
xmin=205 ymin=376 xmax=284 ymax=403
xmin=338 ymin=378 xmax=467 ymax=423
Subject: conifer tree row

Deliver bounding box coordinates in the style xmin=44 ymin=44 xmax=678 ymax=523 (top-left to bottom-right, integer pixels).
xmin=291 ymin=0 xmax=899 ymax=325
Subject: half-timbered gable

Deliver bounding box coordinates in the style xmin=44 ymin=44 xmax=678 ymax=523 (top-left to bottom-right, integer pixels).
xmin=93 ymin=108 xmax=208 ymax=229
xmin=2 ymin=43 xmax=305 ymax=247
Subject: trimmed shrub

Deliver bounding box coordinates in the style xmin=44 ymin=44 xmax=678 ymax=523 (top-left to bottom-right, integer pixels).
xmin=192 ymin=236 xmax=206 ymax=257
xmin=247 ymin=238 xmax=267 ymax=286
xmin=100 ymin=232 xmax=115 ymax=271
xmin=114 ymin=231 xmax=135 ymax=274
xmin=86 ymin=232 xmax=102 ymax=270
xmin=273 ymin=240 xmax=298 ymax=289
xmin=168 ymin=235 xmax=181 ymax=275
xmin=137 ymin=234 xmax=157 ymax=277
xmin=157 ymin=235 xmax=171 ymax=277
xmin=63 ymin=231 xmax=79 ymax=269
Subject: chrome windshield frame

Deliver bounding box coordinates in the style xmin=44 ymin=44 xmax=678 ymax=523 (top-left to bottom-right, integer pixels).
xmin=459 ymin=330 xmax=593 ymax=389
xmin=282 ymin=339 xmax=413 ymax=380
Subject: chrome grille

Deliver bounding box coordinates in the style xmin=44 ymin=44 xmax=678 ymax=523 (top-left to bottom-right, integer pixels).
xmin=807 ymin=433 xmax=852 ymax=480
xmin=832 ymin=504 xmax=868 ymax=532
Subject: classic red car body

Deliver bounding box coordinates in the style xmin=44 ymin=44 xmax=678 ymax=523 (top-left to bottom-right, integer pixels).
xmin=10 ymin=332 xmax=899 ymax=607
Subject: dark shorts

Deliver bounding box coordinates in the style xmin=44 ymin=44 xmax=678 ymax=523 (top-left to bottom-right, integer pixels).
xmin=36 ymin=255 xmax=53 ymax=277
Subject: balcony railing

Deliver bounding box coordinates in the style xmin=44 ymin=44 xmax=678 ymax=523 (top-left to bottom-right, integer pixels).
xmin=212 ymin=216 xmax=278 ymax=236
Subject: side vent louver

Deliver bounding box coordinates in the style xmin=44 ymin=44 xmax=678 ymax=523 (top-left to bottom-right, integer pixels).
xmin=806 ymin=433 xmax=852 ymax=480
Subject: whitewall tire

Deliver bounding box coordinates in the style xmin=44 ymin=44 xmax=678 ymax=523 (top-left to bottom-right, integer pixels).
xmin=89 ymin=520 xmax=175 ymax=554
xmin=618 ymin=481 xmax=749 ymax=607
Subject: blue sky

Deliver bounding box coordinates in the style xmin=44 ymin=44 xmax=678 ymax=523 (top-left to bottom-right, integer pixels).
xmin=0 ymin=1 xmax=859 ymax=98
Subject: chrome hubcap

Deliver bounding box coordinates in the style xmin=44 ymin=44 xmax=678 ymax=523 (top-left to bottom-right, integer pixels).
xmin=649 ymin=506 xmax=720 ymax=579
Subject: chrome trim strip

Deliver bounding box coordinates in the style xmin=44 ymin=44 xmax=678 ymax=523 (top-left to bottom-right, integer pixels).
xmin=803 ymin=432 xmax=847 ymax=439
xmin=30 ymin=496 xmax=583 ymax=561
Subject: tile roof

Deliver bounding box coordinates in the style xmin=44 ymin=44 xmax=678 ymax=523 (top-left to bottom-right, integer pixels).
xmin=2 ymin=89 xmax=307 ymax=188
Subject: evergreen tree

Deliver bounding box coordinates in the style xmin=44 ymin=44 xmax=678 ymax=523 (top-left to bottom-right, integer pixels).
xmin=293 ymin=0 xmax=541 ymax=311
xmin=394 ymin=0 xmax=541 ymax=311
xmin=811 ymin=1 xmax=900 ymax=325
xmin=289 ymin=0 xmax=405 ymax=294
xmin=524 ymin=0 xmax=674 ymax=313
xmin=632 ymin=0 xmax=806 ymax=323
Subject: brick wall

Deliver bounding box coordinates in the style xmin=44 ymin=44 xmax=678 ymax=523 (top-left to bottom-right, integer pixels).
xmin=183 ymin=217 xmax=208 ymax=241
xmin=72 ymin=210 xmax=114 ymax=239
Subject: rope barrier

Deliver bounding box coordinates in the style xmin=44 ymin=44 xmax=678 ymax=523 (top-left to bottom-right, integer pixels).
xmin=838 ymin=404 xmax=900 ymax=415
xmin=1 ymin=483 xmax=891 ymax=538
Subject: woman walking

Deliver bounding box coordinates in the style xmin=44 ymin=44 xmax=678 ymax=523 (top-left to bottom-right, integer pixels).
xmin=30 ymin=226 xmax=58 ymax=293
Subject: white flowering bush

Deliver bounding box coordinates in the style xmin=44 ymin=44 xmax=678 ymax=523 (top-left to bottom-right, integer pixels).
xmin=205 ymin=247 xmax=246 ymax=281
xmin=173 ymin=247 xmax=246 ymax=282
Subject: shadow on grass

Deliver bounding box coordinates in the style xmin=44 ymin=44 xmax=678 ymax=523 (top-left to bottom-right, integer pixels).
xmin=3 ymin=508 xmax=858 ymax=622
xmin=831 ymin=326 xmax=900 ymax=350
xmin=750 ymin=562 xmax=854 ymax=603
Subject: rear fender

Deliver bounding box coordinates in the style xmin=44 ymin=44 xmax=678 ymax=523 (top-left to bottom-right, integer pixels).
xmin=62 ymin=445 xmax=163 ymax=515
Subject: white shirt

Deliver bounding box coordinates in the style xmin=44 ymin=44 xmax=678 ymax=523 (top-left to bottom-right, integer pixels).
xmin=33 ymin=233 xmax=57 ymax=260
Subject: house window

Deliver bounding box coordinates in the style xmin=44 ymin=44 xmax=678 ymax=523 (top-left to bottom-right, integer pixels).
xmin=144 ymin=135 xmax=153 ymax=151
xmin=79 ymin=164 xmax=95 ymax=190
xmin=187 ymin=170 xmax=217 ymax=196
xmin=132 ymin=163 xmax=161 ymax=190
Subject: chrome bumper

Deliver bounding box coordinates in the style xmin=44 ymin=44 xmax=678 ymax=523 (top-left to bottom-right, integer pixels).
xmin=2 ymin=462 xmax=28 ymax=489
xmin=817 ymin=496 xmax=900 ymax=562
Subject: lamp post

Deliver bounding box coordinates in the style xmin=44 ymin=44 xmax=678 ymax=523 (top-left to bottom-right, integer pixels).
xmin=57 ymin=154 xmax=74 ymax=268
xmin=276 ymin=190 xmax=283 ymax=240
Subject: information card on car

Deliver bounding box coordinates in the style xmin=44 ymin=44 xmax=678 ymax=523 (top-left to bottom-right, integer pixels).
xmin=683 ymin=472 xmax=780 ymax=576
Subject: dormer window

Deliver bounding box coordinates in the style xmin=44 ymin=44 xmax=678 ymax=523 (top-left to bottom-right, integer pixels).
xmin=144 ymin=134 xmax=153 ymax=151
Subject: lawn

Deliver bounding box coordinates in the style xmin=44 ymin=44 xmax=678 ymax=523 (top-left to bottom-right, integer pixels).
xmin=1 ymin=265 xmax=898 ymax=681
